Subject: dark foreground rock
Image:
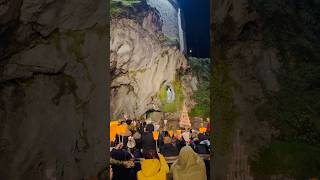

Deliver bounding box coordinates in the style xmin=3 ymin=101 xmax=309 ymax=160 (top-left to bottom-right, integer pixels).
xmin=0 ymin=0 xmax=108 ymax=179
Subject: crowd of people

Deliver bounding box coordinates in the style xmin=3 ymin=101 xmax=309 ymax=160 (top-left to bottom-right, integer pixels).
xmin=110 ymin=118 xmax=211 ymax=180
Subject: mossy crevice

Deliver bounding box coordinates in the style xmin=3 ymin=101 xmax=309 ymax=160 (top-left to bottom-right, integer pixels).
xmin=211 ymin=45 xmax=239 ymax=155
xmin=158 ymin=78 xmax=185 ymax=113
xmin=62 ymin=30 xmax=97 ymax=109
xmin=51 ymin=74 xmax=79 ymax=106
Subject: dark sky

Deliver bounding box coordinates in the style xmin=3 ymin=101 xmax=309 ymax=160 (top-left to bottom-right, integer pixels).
xmin=178 ymin=0 xmax=210 ymax=58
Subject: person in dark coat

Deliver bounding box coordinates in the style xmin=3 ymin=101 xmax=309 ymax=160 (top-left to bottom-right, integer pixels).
xmin=159 ymin=131 xmax=168 ymax=147
xmin=198 ymin=133 xmax=208 ymax=142
xmin=173 ymin=135 xmax=186 ymax=152
xmin=196 ymin=143 xmax=210 ymax=154
xmin=133 ymin=131 xmax=142 ymax=149
xmin=110 ymin=143 xmax=135 ymax=180
xmin=141 ymin=124 xmax=156 ymax=153
xmin=196 ymin=132 xmax=210 ymax=154
xmin=160 ymin=136 xmax=179 ymax=157
xmin=195 ymin=138 xmax=210 ymax=154
xmin=138 ymin=121 xmax=147 ymax=134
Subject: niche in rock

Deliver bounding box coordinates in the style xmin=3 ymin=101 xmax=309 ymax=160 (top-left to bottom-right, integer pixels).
xmin=145 ymin=109 xmax=163 ymax=124
xmin=166 ymin=84 xmax=175 ymax=103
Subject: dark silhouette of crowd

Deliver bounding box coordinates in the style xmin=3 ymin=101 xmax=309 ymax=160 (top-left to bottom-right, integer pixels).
xmin=110 ymin=119 xmax=210 ymax=180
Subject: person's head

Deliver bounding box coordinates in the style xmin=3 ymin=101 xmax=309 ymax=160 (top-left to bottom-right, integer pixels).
xmin=126 ymin=119 xmax=132 ymax=125
xmin=127 ymin=136 xmax=136 ymax=149
xmin=132 ymin=120 xmax=137 ymax=126
xmin=111 ymin=147 xmax=132 ymax=161
xmin=191 ymin=131 xmax=198 ymax=139
xmin=175 ymin=134 xmax=182 ymax=140
xmin=133 ymin=131 xmax=141 ymax=140
xmin=177 ymin=146 xmax=198 ymax=165
xmin=163 ymin=131 xmax=169 ymax=137
xmin=129 ymin=129 xmax=134 ymax=135
xmin=193 ymin=138 xmax=200 ymax=145
xmin=163 ymin=136 xmax=172 ymax=144
xmin=143 ymin=150 xmax=159 ymax=160
xmin=170 ymin=144 xmax=207 ymax=180
xmin=145 ymin=124 xmax=154 ymax=133
xmin=198 ymin=133 xmax=208 ymax=141
xmin=123 ymin=113 xmax=128 ymax=120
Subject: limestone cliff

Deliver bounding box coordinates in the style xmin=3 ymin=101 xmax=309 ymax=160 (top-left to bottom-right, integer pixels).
xmin=110 ymin=1 xmax=191 ymax=122
xmin=0 ymin=0 xmax=107 ymax=179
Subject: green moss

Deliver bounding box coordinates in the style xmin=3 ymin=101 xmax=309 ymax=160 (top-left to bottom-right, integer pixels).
xmin=15 ymin=78 xmax=34 ymax=88
xmin=63 ymin=30 xmax=96 ymax=108
xmin=119 ymin=0 xmax=141 ymax=6
xmin=63 ymin=30 xmax=86 ymax=61
xmin=211 ymin=48 xmax=239 ymax=155
xmin=111 ymin=2 xmax=123 ymax=17
xmin=164 ymin=35 xmax=178 ymax=44
xmin=111 ymin=114 xmax=118 ymax=121
xmin=247 ymin=0 xmax=320 ymax=177
xmin=189 ymin=81 xmax=210 ymax=118
xmin=111 ymin=0 xmax=141 ymax=17
xmin=51 ymin=32 xmax=61 ymax=50
xmin=188 ymin=57 xmax=210 ymax=119
xmin=158 ymin=79 xmax=185 ymax=113
xmin=129 ymin=68 xmax=148 ymax=78
xmin=158 ymin=34 xmax=179 ymax=46
xmin=251 ymin=141 xmax=320 ymax=179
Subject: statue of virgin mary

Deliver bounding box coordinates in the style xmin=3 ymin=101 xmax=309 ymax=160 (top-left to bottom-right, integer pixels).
xmin=166 ymin=86 xmax=175 ymax=103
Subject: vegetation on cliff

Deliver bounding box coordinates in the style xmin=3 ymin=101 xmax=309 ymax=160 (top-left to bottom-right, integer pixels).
xmin=188 ymin=57 xmax=210 ymax=119
xmin=111 ymin=0 xmax=153 ymax=22
xmin=158 ymin=79 xmax=184 ymax=113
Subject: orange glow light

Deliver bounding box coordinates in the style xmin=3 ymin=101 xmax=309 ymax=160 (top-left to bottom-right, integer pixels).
xmin=199 ymin=127 xmax=207 ymax=133
xmin=168 ymin=130 xmax=174 ymax=137
xmin=176 ymin=130 xmax=182 ymax=135
xmin=153 ymin=131 xmax=159 ymax=140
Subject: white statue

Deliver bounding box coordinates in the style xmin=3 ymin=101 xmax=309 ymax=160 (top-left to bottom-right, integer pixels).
xmin=166 ymin=86 xmax=175 ymax=103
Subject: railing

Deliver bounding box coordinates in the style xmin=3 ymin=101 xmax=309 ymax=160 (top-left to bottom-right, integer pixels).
xmin=135 ymin=154 xmax=210 ymax=164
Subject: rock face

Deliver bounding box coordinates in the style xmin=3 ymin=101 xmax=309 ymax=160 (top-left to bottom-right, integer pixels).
xmin=0 ymin=0 xmax=107 ymax=179
xmin=211 ymin=0 xmax=280 ymax=178
xmin=212 ymin=0 xmax=320 ymax=179
xmin=146 ymin=0 xmax=179 ymax=40
xmin=110 ymin=9 xmax=188 ymax=119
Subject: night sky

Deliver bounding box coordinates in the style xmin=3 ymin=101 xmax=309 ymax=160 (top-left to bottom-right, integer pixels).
xmin=178 ymin=0 xmax=210 ymax=58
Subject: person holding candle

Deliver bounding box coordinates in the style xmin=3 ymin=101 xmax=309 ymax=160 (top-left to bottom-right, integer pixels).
xmin=159 ymin=134 xmax=179 ymax=157
xmin=173 ymin=133 xmax=186 ymax=151
xmin=119 ymin=122 xmax=132 ymax=149
xmin=141 ymin=123 xmax=156 ymax=153
xmin=152 ymin=131 xmax=160 ymax=152
xmin=196 ymin=131 xmax=210 ymax=154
